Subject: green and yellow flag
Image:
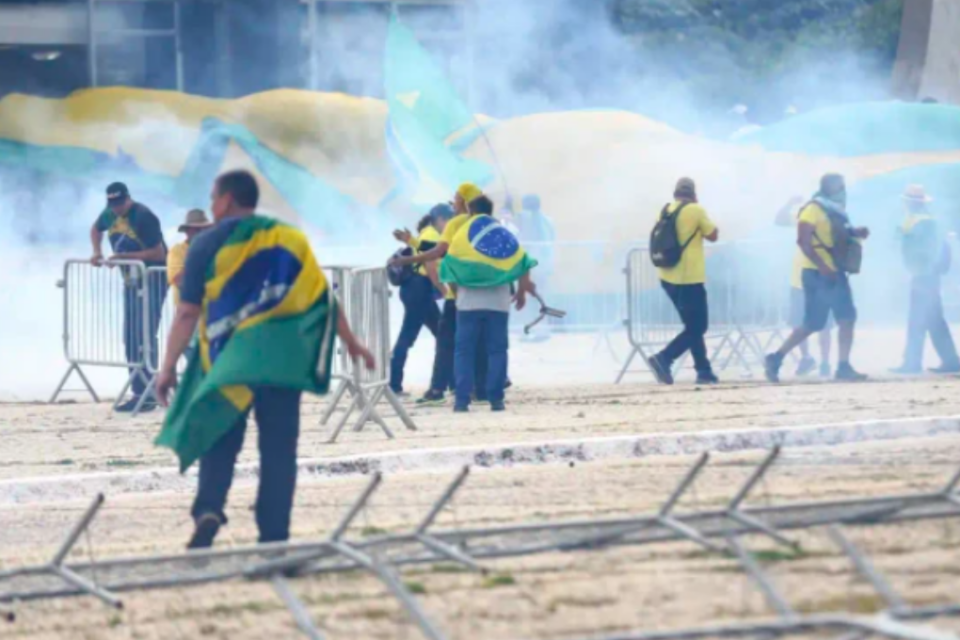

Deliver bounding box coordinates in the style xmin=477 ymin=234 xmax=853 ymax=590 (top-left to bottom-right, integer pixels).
xmin=156 ymin=216 xmax=337 ymax=472
xmin=440 ymin=215 xmax=537 ymax=288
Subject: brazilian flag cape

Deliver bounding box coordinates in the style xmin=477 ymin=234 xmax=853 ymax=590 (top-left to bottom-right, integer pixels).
xmin=156 ymin=216 xmax=337 ymax=472
xmin=439 ymin=214 xmax=537 ymax=288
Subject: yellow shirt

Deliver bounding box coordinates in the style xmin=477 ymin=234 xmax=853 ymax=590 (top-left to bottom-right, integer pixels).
xmin=413 ymin=226 xmax=440 ymax=276
xmin=166 ymin=241 xmax=189 ymax=305
xmin=657 ymin=201 xmax=717 ymax=285
xmin=797 ymin=203 xmax=836 ymax=273
xmin=440 ymin=213 xmax=471 ymax=245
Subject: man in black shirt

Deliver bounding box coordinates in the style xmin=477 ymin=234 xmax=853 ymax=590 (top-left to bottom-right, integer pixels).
xmin=90 ymin=182 xmax=168 ymax=412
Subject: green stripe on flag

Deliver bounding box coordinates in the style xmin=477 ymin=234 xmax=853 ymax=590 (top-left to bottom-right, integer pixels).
xmin=156 ymin=295 xmax=337 ymax=473
xmin=439 ymin=254 xmax=538 ymax=289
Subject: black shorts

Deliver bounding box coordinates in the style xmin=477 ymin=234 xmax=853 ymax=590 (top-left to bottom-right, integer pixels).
xmin=802 ymin=270 xmax=856 ymax=332
xmin=789 ymin=287 xmax=835 ymax=330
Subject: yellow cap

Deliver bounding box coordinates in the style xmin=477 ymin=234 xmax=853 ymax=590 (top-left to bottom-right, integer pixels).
xmin=456 ymin=182 xmax=483 ymax=203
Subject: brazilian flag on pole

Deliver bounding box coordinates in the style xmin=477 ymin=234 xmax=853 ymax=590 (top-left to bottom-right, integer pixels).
xmin=383 ymin=12 xmax=492 ymax=207
xmin=440 ymin=215 xmax=538 ymax=288
xmin=156 ymin=216 xmax=337 ymax=472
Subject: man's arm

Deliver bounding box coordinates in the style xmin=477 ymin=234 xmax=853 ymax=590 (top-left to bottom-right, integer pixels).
xmin=798 ymin=222 xmax=834 ymax=276
xmin=700 ymin=209 xmax=719 ymax=243
xmin=112 ymin=244 xmax=166 ymax=263
xmin=155 ymin=302 xmax=200 ymax=406
xmin=424 ymin=259 xmax=448 ymax=298
xmin=514 ymin=271 xmax=537 ymax=311
xmin=336 ymin=306 xmax=375 ymax=370
xmin=90 ymin=224 xmax=105 ymax=265
xmin=393 ymin=242 xmax=448 ymax=267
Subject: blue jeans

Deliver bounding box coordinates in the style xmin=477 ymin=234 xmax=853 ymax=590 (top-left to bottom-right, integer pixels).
xmin=455 ymin=310 xmax=509 ymax=407
xmin=390 ymin=276 xmax=440 ymax=392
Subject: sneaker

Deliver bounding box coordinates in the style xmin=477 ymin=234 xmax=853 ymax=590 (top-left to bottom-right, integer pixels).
xmin=819 ymin=362 xmax=831 ymax=378
xmin=647 ymin=355 xmax=674 ymax=385
xmin=889 ymin=365 xmax=921 ymax=375
xmin=491 ymin=401 xmax=506 ymax=412
xmin=416 ymin=390 xmax=446 ymax=406
xmin=835 ymin=362 xmax=868 ymax=382
xmin=187 ymin=513 xmax=222 ymax=550
xmin=764 ymin=353 xmax=783 ymax=383
xmin=929 ymin=364 xmax=960 ymax=374
xmin=115 ymin=397 xmax=142 ymax=413
xmin=453 ymin=405 xmax=469 ymax=413
xmin=795 ymin=357 xmax=817 ymax=377
xmin=504 ymin=379 xmax=513 ymax=391
xmin=695 ymin=372 xmax=719 ymax=385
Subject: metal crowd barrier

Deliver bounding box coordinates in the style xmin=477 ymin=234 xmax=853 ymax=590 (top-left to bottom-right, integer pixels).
xmin=49 ymin=259 xmax=158 ymax=412
xmin=320 ymin=265 xmax=417 ymax=443
xmin=617 ymin=242 xmax=792 ymax=384
xmin=2 ymin=449 xmax=958 ymax=639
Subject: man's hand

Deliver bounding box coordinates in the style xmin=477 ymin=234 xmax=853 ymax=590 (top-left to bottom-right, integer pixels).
xmin=818 ymin=264 xmax=837 ymax=279
xmin=393 ymin=228 xmax=413 ymax=244
xmin=514 ymin=289 xmax=527 ymax=311
xmin=346 ymin=340 xmax=376 ymax=371
xmin=853 ymin=226 xmax=870 ymax=240
xmin=91 ymin=253 xmax=104 ymax=267
xmin=155 ymin=367 xmax=178 ymax=407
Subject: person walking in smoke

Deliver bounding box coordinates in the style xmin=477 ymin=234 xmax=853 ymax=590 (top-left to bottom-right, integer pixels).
xmin=388 ymin=211 xmax=443 ymax=396
xmin=647 ymin=178 xmax=720 ymax=386
xmin=765 ymin=174 xmax=870 ymax=383
xmin=90 ymin=182 xmax=168 ymax=412
xmin=775 ymin=195 xmax=834 ymax=378
xmin=890 ymin=185 xmax=960 ymax=375
xmin=155 ymin=170 xmax=374 ymax=549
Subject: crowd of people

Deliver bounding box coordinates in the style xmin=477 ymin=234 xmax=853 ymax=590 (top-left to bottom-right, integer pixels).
xmin=645 ymin=174 xmax=960 ymax=385
xmin=81 ymin=167 xmax=960 ymax=548
xmin=387 ymin=183 xmax=548 ymax=412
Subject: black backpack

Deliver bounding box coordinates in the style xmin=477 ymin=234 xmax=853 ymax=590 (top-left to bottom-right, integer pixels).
xmin=387 ymin=247 xmax=415 ymax=287
xmin=650 ymin=202 xmax=696 ymax=268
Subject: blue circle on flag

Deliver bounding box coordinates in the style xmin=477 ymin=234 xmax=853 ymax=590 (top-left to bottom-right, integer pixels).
xmin=468 ymin=217 xmax=519 ymax=260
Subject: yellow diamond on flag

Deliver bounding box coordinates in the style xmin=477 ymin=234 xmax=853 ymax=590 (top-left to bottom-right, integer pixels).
xmin=396 ymin=91 xmax=421 ymax=109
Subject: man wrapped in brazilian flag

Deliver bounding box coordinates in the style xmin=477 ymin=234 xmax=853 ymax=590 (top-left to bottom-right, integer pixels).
xmin=391 ymin=185 xmax=538 ymax=413
xmin=155 ymin=170 xmax=374 ymax=550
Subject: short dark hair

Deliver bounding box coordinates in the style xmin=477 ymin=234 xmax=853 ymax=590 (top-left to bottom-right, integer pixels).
xmin=468 ymin=195 xmax=494 ymax=215
xmin=216 ymin=170 xmax=259 ymax=209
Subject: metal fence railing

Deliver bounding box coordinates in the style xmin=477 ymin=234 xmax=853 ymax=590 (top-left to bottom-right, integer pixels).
xmin=320 ymin=265 xmax=417 ymax=443
xmin=49 ymin=259 xmax=157 ymax=412
xmin=616 ymin=242 xmax=792 ymax=383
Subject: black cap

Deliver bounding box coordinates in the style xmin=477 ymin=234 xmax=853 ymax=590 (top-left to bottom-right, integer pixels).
xmin=106 ymin=182 xmax=130 ymax=203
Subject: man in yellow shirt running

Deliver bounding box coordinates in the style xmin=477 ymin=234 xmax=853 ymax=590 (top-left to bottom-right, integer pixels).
xmin=765 ymin=174 xmax=870 ymax=382
xmin=648 ymin=177 xmax=720 ymax=385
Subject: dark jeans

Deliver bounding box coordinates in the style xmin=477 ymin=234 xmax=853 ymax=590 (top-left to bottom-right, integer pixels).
xmin=123 ymin=277 xmax=167 ymax=398
xmin=430 ymin=300 xmax=457 ymax=392
xmin=192 ymin=387 xmax=302 ymax=543
xmin=904 ymin=275 xmax=959 ymax=369
xmin=390 ymin=276 xmax=440 ymax=392
xmin=802 ymin=269 xmax=856 ymax=332
xmin=455 ymin=310 xmax=509 ymax=407
xmin=658 ymin=282 xmax=712 ymax=374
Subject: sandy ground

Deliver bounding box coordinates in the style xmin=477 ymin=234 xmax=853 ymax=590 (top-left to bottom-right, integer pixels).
xmin=3 ymin=370 xmax=960 ymax=482
xmin=3 ymin=327 xmax=960 ymax=639
xmin=1 ymin=437 xmax=959 ymax=640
